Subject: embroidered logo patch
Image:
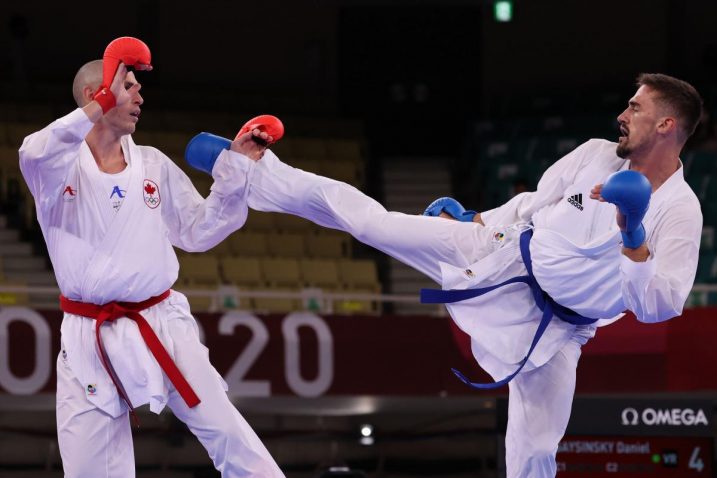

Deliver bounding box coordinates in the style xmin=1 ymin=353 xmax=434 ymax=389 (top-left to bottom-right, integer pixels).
xmin=567 ymin=193 xmax=584 ymax=211
xmin=465 ymin=269 xmax=475 ymax=278
xmin=63 ymin=185 xmax=77 ymax=202
xmin=492 ymin=231 xmax=505 ymax=243
xmin=143 ymin=179 xmax=161 ymax=209
xmin=86 ymin=384 xmax=97 ymax=396
xmin=110 ymin=185 xmax=126 ymax=199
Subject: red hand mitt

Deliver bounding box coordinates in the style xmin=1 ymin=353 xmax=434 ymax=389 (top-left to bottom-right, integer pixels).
xmin=236 ymin=115 xmax=285 ymax=145
xmin=101 ymin=36 xmax=153 ymax=88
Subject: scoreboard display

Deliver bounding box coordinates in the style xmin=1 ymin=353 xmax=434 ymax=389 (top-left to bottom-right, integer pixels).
xmin=497 ymin=397 xmax=715 ymax=477
xmin=557 ymin=436 xmax=712 ymax=476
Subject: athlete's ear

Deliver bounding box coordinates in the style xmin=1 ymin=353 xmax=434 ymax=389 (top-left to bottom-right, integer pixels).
xmin=83 ymin=85 xmax=96 ymax=106
xmin=656 ymin=116 xmax=676 ymax=136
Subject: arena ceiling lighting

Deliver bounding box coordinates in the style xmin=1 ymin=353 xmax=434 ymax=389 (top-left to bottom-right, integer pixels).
xmin=494 ymin=0 xmax=513 ymax=22
xmin=359 ymin=423 xmax=375 ymax=446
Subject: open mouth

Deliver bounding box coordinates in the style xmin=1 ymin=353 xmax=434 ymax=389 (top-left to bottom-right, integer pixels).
xmin=618 ymin=125 xmax=629 ymax=141
xmin=129 ymin=111 xmax=141 ymax=119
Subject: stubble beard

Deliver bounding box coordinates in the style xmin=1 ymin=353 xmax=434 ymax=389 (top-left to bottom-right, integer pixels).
xmin=616 ymin=133 xmax=634 ymax=159
xmin=616 ymin=141 xmax=630 ymax=159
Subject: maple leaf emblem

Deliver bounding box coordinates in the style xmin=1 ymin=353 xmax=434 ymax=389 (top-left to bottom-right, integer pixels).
xmin=142 ymin=179 xmax=161 ymax=209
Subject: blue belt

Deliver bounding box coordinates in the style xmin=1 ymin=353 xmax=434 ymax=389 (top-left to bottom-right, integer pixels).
xmin=420 ymin=229 xmax=597 ymax=389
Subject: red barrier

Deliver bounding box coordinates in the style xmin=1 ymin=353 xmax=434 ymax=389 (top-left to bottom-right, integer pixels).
xmin=0 ymin=307 xmax=715 ymax=396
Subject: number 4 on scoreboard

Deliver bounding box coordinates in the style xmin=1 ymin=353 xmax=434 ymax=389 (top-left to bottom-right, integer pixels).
xmin=689 ymin=447 xmax=704 ymax=473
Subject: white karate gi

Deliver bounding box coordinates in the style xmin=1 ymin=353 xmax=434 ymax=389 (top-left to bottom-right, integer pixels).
xmin=19 ymin=108 xmax=284 ymax=478
xmin=237 ymin=138 xmax=701 ymax=478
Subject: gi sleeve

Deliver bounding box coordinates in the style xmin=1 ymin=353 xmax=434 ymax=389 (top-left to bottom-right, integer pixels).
xmin=18 ymin=108 xmax=94 ymax=214
xmin=162 ymin=148 xmax=254 ymax=252
xmin=480 ymin=139 xmax=596 ymax=226
xmin=621 ymin=201 xmax=702 ymax=323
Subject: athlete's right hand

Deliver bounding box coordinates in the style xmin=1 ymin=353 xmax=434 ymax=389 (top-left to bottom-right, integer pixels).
xmin=424 ymin=197 xmax=477 ymax=222
xmin=93 ymin=62 xmax=131 ymax=115
xmin=110 ymin=63 xmax=131 ymax=107
xmin=101 ymin=36 xmax=152 ymax=87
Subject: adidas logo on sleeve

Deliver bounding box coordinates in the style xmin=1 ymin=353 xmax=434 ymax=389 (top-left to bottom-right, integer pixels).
xmin=567 ymin=193 xmax=584 ymax=211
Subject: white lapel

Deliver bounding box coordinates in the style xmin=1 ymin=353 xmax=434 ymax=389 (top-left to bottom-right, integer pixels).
xmin=79 ymin=136 xmax=145 ymax=299
xmin=642 ymin=161 xmax=684 ymax=227
xmin=94 ymin=136 xmax=144 ymax=256
xmin=78 ymin=142 xmax=114 ymax=231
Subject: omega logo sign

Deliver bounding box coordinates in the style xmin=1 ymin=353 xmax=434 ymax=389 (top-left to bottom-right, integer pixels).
xmin=621 ymin=407 xmax=709 ymax=426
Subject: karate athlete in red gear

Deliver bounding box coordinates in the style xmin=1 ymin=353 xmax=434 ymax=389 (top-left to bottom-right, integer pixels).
xmin=187 ymin=73 xmax=703 ymax=478
xmin=19 ymin=38 xmax=284 ymax=478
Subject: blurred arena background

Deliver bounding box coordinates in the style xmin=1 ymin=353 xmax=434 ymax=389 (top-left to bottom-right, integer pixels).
xmin=1 ymin=0 xmax=716 ymax=476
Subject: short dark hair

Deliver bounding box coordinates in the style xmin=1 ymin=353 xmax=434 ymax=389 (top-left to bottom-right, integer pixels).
xmin=636 ymin=73 xmax=703 ymax=140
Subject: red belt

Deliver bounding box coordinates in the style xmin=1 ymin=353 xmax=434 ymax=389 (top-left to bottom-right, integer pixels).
xmin=59 ymin=290 xmax=201 ymax=424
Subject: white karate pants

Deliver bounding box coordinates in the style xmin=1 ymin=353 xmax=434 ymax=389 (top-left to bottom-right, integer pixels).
xmin=56 ymin=325 xmax=284 ymax=478
xmin=246 ymin=152 xmax=583 ymax=477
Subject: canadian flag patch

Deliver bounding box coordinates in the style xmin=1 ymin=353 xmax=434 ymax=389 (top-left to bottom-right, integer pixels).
xmin=143 ymin=179 xmax=161 ymax=209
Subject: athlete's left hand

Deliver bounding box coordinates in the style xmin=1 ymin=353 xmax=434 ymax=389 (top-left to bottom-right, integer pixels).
xmin=589 ymin=183 xmax=602 ymax=200
xmin=230 ymin=129 xmax=273 ymax=161
xmin=590 ymin=183 xmax=627 ymax=229
xmin=591 ymin=183 xmax=639 ymax=232
xmin=590 ymin=176 xmax=650 ymax=262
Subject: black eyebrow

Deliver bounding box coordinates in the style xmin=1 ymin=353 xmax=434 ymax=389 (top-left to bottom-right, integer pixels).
xmin=629 ymin=100 xmax=640 ymax=108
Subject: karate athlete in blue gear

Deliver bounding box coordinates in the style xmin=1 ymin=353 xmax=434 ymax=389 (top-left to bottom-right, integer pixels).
xmin=187 ymin=73 xmax=704 ymax=478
